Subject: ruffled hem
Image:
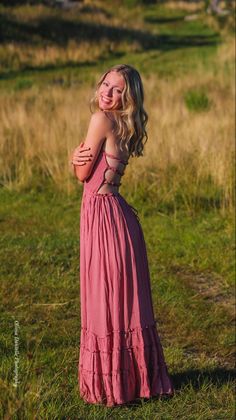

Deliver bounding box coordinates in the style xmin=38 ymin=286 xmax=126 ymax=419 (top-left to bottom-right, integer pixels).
xmin=78 ymin=324 xmax=174 ymax=407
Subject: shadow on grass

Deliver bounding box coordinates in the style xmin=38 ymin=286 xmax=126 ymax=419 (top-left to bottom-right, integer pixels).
xmin=172 ymin=368 xmax=236 ymax=390
xmin=145 ymin=16 xmax=188 ymax=24
xmin=0 ymin=60 xmax=97 ymax=81
xmin=0 ymin=11 xmax=220 ymax=46
xmin=0 ymin=11 xmax=220 ymax=81
xmin=0 ymin=13 xmax=220 ymax=49
xmin=111 ymin=368 xmax=235 ymax=408
xmin=0 ymin=4 xmax=221 ymax=80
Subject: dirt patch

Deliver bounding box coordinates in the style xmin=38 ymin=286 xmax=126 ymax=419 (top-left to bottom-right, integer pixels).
xmin=170 ymin=265 xmax=235 ymax=317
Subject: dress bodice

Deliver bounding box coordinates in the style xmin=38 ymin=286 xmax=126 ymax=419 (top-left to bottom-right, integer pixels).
xmin=83 ymin=148 xmax=129 ymax=196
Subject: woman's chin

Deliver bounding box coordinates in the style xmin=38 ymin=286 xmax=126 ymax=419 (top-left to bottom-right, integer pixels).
xmin=98 ymin=101 xmax=120 ymax=111
xmin=99 ymin=106 xmax=112 ymax=113
xmin=99 ymin=103 xmax=111 ymax=111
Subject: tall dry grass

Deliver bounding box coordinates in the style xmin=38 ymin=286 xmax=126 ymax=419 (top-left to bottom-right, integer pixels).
xmin=134 ymin=36 xmax=235 ymax=213
xmin=0 ymin=2 xmax=141 ymax=74
xmin=0 ymin=37 xmax=234 ymax=213
xmin=0 ymin=40 xmax=140 ymax=74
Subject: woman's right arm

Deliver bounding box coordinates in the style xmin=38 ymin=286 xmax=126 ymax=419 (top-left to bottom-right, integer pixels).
xmin=72 ymin=111 xmax=111 ymax=182
xmin=70 ymin=142 xmax=92 ymax=182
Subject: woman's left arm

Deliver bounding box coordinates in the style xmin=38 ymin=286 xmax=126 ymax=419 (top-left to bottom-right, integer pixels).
xmin=72 ymin=111 xmax=111 ymax=182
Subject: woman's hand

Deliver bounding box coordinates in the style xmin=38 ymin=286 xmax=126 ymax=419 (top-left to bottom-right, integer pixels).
xmin=70 ymin=142 xmax=93 ymax=166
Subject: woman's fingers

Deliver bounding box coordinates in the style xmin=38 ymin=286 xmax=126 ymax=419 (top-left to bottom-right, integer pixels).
xmin=70 ymin=145 xmax=93 ymax=165
xmin=71 ymin=159 xmax=87 ymax=166
xmin=73 ymin=146 xmax=92 ymax=156
xmin=71 ymin=157 xmax=92 ymax=165
xmin=70 ymin=157 xmax=92 ymax=165
xmin=78 ymin=144 xmax=90 ymax=151
xmin=80 ymin=145 xmax=89 ymax=150
xmin=72 ymin=159 xmax=92 ymax=164
xmin=72 ymin=146 xmax=89 ymax=155
xmin=71 ymin=152 xmax=92 ymax=158
xmin=72 ymin=162 xmax=86 ymax=166
xmin=73 ymin=155 xmax=92 ymax=161
xmin=73 ymin=151 xmax=93 ymax=159
xmin=79 ymin=150 xmax=92 ymax=156
xmin=74 ymin=156 xmax=92 ymax=161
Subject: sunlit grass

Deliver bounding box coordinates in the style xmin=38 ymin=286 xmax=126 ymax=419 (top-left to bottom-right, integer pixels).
xmin=0 ymin=1 xmax=235 ymax=418
xmin=0 ymin=34 xmax=234 ymax=214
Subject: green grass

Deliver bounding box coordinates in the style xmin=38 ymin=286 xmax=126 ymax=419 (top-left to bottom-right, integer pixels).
xmin=0 ymin=1 xmax=235 ymax=418
xmin=0 ymin=184 xmax=235 ymax=419
xmin=184 ymin=89 xmax=211 ymax=112
xmin=0 ymin=0 xmax=222 ymax=90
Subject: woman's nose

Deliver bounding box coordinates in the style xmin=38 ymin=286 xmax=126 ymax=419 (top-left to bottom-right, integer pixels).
xmin=104 ymin=88 xmax=113 ymax=97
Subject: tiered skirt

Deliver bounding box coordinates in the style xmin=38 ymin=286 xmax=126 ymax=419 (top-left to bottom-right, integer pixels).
xmin=78 ymin=190 xmax=174 ymax=406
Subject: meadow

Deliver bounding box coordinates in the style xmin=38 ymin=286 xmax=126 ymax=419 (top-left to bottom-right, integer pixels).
xmin=0 ymin=1 xmax=235 ymax=419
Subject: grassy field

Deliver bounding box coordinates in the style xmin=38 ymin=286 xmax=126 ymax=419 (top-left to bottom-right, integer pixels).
xmin=0 ymin=0 xmax=235 ymax=212
xmin=0 ymin=1 xmax=235 ymax=419
xmin=0 ymin=185 xmax=235 ymax=419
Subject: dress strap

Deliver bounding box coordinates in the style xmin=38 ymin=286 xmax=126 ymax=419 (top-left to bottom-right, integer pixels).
xmin=103 ymin=151 xmax=128 ymax=166
xmin=103 ymin=180 xmax=122 ymax=187
xmin=107 ymin=165 xmax=124 ymax=176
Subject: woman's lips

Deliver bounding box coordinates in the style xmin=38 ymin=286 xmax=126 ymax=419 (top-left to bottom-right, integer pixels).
xmin=100 ymin=96 xmax=112 ymax=104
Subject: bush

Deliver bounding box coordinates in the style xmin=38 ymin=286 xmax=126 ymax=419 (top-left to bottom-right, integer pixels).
xmin=184 ymin=88 xmax=211 ymax=112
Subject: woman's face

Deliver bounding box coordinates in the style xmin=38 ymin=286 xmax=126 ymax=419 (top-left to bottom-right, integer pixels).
xmin=98 ymin=71 xmax=125 ymax=111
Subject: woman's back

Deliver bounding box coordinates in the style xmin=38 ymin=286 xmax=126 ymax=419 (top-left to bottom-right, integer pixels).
xmin=82 ymin=123 xmax=131 ymax=195
xmin=97 ymin=133 xmax=130 ymax=194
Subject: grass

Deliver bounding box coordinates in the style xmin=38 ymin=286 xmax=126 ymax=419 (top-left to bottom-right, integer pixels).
xmin=0 ymin=1 xmax=225 ymax=81
xmin=0 ymin=2 xmax=234 ymax=213
xmin=0 ymin=0 xmax=235 ymax=418
xmin=0 ymin=185 xmax=235 ymax=418
xmin=0 ymin=44 xmax=234 ymax=213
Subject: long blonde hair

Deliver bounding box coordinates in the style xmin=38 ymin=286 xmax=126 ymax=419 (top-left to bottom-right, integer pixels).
xmin=89 ymin=64 xmax=148 ymax=157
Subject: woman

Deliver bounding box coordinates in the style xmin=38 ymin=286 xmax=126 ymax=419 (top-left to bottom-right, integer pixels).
xmin=71 ymin=64 xmax=174 ymax=407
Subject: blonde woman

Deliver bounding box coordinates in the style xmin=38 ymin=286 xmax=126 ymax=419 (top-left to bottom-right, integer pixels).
xmin=71 ymin=64 xmax=174 ymax=407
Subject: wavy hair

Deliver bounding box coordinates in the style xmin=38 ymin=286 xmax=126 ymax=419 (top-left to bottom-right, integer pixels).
xmin=89 ymin=64 xmax=148 ymax=157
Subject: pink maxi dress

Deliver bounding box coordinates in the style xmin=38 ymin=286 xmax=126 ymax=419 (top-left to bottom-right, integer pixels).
xmin=78 ymin=145 xmax=174 ymax=406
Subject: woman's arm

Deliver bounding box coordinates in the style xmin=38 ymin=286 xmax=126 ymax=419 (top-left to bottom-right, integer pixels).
xmin=70 ymin=142 xmax=91 ymax=182
xmin=72 ymin=111 xmax=112 ymax=182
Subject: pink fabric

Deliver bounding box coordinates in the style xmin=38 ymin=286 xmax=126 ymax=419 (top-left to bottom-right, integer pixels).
xmin=78 ymin=148 xmax=174 ymax=406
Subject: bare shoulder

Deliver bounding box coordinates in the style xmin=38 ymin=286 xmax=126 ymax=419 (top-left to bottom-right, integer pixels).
xmin=83 ymin=111 xmax=113 ymax=143
xmin=90 ymin=110 xmax=113 ymax=130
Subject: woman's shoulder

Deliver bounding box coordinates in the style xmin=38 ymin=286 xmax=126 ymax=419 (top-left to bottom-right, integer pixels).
xmin=88 ymin=110 xmax=115 ymax=142
xmin=90 ymin=110 xmax=113 ymax=126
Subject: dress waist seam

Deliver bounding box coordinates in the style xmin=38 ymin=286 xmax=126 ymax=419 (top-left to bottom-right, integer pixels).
xmin=83 ymin=189 xmax=120 ymax=198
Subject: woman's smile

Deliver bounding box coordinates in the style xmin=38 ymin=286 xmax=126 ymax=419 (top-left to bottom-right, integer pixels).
xmin=101 ymin=96 xmax=112 ymax=104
